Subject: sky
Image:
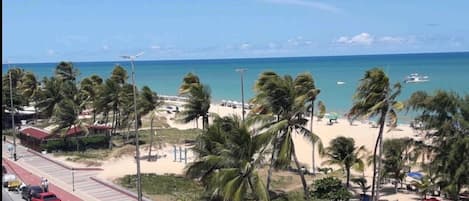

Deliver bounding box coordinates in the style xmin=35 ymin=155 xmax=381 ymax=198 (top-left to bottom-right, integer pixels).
xmin=3 ymin=0 xmax=469 ymax=63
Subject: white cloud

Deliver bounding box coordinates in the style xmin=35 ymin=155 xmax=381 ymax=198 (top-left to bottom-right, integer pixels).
xmin=263 ymin=0 xmax=341 ymax=13
xmin=379 ymin=36 xmax=405 ymax=44
xmin=336 ymin=33 xmax=374 ymax=45
xmin=240 ymin=43 xmax=251 ymax=50
xmin=268 ymin=42 xmax=278 ymax=49
xmin=102 ymin=45 xmax=110 ymax=50
xmin=151 ymin=45 xmax=161 ymax=49
xmin=47 ymin=49 xmax=55 ymax=56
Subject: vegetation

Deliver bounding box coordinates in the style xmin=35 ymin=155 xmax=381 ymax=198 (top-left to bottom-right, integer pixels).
xmin=382 ymin=138 xmax=411 ymax=192
xmin=322 ymin=136 xmax=367 ymax=187
xmin=250 ymin=71 xmax=322 ymax=199
xmin=186 ymin=116 xmax=269 ymax=201
xmin=177 ymin=73 xmax=211 ymax=130
xmin=348 ymin=68 xmax=403 ymax=200
xmin=3 ymin=62 xmax=469 ymax=201
xmin=310 ymin=177 xmax=352 ymax=201
xmin=407 ymin=90 xmax=469 ymax=200
xmin=117 ymin=173 xmax=203 ymax=200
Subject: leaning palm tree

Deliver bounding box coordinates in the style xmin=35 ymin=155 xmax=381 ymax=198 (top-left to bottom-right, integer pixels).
xmin=179 ymin=72 xmax=201 ymax=95
xmin=322 ymin=136 xmax=367 ymax=187
xmin=79 ymin=75 xmax=103 ymax=122
xmin=177 ymin=79 xmax=211 ymax=130
xmin=186 ymin=116 xmax=269 ymax=201
xmin=137 ymin=86 xmax=162 ymax=160
xmin=294 ymin=72 xmax=321 ymax=175
xmin=251 ymin=71 xmax=321 ymax=199
xmin=348 ymin=68 xmax=403 ymax=201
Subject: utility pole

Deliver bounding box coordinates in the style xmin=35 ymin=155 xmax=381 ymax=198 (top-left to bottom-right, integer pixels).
xmin=121 ymin=52 xmax=144 ymax=201
xmin=8 ymin=62 xmax=17 ymax=161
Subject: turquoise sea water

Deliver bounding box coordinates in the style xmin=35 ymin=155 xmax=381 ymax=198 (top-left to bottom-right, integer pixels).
xmin=3 ymin=52 xmax=469 ymax=122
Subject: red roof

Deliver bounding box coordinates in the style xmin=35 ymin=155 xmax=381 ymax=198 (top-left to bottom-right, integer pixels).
xmin=20 ymin=127 xmax=50 ymax=140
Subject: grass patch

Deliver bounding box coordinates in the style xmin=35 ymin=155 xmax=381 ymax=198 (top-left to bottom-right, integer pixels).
xmin=116 ymin=173 xmax=203 ymax=201
xmin=271 ymin=175 xmax=294 ymax=189
xmin=139 ymin=128 xmax=202 ymax=144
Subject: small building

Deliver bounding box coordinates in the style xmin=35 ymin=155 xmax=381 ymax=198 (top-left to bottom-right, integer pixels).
xmin=18 ymin=125 xmax=111 ymax=152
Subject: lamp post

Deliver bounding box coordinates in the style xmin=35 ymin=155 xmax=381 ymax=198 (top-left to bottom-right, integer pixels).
xmin=235 ymin=68 xmax=246 ymax=123
xmin=7 ymin=61 xmax=17 ymax=161
xmin=120 ymin=52 xmax=144 ymax=201
xmin=72 ymin=168 xmax=75 ymax=192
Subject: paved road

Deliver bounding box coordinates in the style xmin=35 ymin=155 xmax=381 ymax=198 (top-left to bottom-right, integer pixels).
xmin=3 ymin=140 xmax=149 ymax=201
xmin=2 ymin=186 xmax=22 ymax=201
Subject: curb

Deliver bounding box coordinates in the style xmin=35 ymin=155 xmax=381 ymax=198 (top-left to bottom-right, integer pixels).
xmin=89 ymin=176 xmax=152 ymax=201
xmin=27 ymin=149 xmax=103 ymax=171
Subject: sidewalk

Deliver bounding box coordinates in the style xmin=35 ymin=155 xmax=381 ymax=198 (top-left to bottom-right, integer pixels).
xmin=2 ymin=139 xmax=150 ymax=201
xmin=2 ymin=157 xmax=83 ymax=201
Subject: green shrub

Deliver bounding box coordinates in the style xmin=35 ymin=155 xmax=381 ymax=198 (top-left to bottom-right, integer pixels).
xmin=310 ymin=177 xmax=352 ymax=201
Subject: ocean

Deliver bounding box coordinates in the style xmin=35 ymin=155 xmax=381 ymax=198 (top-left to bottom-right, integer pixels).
xmin=3 ymin=52 xmax=469 ymax=123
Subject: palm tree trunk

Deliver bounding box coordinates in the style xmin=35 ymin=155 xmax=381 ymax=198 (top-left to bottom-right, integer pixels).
xmin=110 ymin=110 xmax=116 ymax=149
xmin=374 ymin=112 xmax=387 ymax=201
xmin=346 ymin=168 xmax=351 ymax=188
xmin=371 ymin=128 xmax=380 ymax=201
xmin=292 ymin=144 xmax=310 ymax=200
xmin=148 ymin=116 xmax=154 ymax=161
xmin=310 ymin=100 xmax=316 ymax=175
xmin=266 ymin=143 xmax=276 ymax=192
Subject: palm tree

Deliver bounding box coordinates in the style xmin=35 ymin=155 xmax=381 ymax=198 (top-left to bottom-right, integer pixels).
xmin=177 ymin=74 xmax=211 ymax=130
xmin=55 ymin=61 xmax=78 ymax=82
xmin=36 ymin=77 xmax=63 ymax=118
xmin=294 ymin=72 xmax=321 ymax=175
xmin=251 ymin=71 xmax=322 ymax=199
xmin=79 ymin=75 xmax=103 ymax=122
xmin=186 ymin=116 xmax=269 ymax=201
xmin=97 ymin=79 xmax=124 ymax=148
xmin=179 ymin=72 xmax=200 ymax=95
xmin=110 ymin=64 xmax=128 ymax=85
xmin=322 ymin=136 xmax=367 ymax=187
xmin=407 ymin=90 xmax=469 ymax=200
xmin=352 ymin=177 xmax=371 ymax=199
xmin=348 ymin=68 xmax=403 ymax=201
xmin=137 ymin=86 xmax=162 ymax=160
xmin=411 ymin=175 xmax=434 ymax=199
xmin=382 ymin=138 xmax=409 ymax=193
xmin=317 ymin=101 xmax=326 ymax=121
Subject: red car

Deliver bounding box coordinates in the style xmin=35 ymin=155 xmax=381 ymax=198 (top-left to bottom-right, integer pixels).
xmin=31 ymin=192 xmax=61 ymax=201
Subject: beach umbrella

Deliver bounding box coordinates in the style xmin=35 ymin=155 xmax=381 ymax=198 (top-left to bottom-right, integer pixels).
xmin=325 ymin=112 xmax=339 ymax=120
xmin=407 ymin=172 xmax=423 ymax=180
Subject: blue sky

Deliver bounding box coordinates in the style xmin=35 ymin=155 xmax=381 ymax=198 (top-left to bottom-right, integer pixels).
xmin=3 ymin=0 xmax=469 ymax=63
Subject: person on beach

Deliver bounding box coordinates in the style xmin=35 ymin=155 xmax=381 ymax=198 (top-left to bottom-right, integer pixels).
xmin=40 ymin=176 xmax=46 ymax=191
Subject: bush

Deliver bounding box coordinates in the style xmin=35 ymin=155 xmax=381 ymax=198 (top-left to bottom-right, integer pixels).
xmin=310 ymin=177 xmax=352 ymax=201
xmin=41 ymin=135 xmax=109 ymax=152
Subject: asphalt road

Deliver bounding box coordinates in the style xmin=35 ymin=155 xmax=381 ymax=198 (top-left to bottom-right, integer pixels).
xmin=2 ymin=187 xmax=22 ymax=201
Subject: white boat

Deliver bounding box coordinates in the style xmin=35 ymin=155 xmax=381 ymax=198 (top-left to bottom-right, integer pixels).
xmin=404 ymin=73 xmax=429 ymax=83
xmin=337 ymin=81 xmax=346 ymax=85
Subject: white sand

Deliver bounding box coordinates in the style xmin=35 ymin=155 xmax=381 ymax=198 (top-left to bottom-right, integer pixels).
xmin=53 ymin=102 xmax=438 ymax=200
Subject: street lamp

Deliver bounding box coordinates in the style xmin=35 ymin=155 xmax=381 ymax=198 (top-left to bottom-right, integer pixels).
xmin=120 ymin=52 xmax=144 ymax=201
xmin=71 ymin=168 xmax=75 ymax=192
xmin=7 ymin=61 xmax=17 ymax=161
xmin=235 ymin=68 xmax=247 ymax=122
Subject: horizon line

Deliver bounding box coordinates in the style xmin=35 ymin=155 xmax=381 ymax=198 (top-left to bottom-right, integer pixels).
xmin=3 ymin=50 xmax=469 ymax=65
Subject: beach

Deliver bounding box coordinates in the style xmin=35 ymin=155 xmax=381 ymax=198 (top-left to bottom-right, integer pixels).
xmin=52 ymin=101 xmax=434 ymax=200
